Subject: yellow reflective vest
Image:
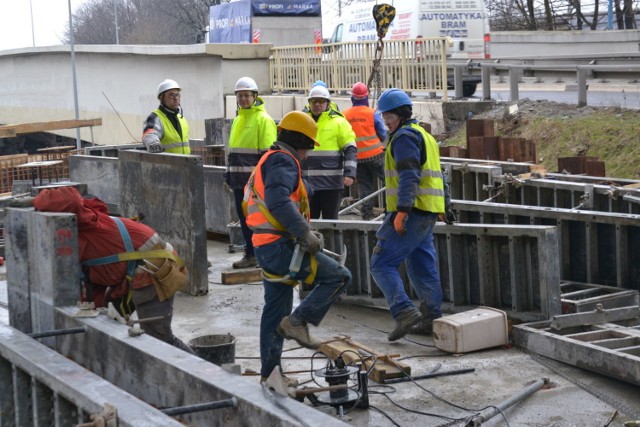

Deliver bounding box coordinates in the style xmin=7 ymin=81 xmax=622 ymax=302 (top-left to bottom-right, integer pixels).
xmin=154 ymin=108 xmax=190 ymax=154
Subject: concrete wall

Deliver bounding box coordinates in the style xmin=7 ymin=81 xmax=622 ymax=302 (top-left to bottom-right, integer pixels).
xmin=491 ymin=29 xmax=640 ymax=58
xmin=252 ymin=16 xmax=322 ymax=46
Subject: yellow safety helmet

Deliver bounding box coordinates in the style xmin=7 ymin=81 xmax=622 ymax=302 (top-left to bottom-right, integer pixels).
xmin=278 ymin=111 xmax=319 ymax=148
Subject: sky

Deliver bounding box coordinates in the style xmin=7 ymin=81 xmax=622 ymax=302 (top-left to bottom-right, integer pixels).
xmin=0 ymin=0 xmax=340 ymax=51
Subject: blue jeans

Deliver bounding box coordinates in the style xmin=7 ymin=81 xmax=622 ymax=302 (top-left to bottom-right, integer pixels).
xmin=255 ymin=239 xmax=351 ymax=378
xmin=370 ymin=212 xmax=442 ymax=320
xmin=233 ymin=188 xmax=253 ymax=256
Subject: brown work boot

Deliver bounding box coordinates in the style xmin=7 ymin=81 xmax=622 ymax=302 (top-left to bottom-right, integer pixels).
xmin=410 ymin=318 xmax=434 ymax=335
xmin=232 ymin=253 xmax=257 ymax=269
xmin=277 ymin=316 xmax=321 ymax=349
xmin=388 ymin=308 xmax=423 ymax=342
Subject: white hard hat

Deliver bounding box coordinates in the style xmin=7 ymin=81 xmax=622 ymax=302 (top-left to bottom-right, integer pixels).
xmin=157 ymin=79 xmax=181 ymax=99
xmin=235 ymin=76 xmax=259 ymax=93
xmin=308 ymin=85 xmax=331 ymax=100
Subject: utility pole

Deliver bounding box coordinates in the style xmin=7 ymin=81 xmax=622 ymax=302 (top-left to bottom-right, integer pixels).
xmin=607 ymin=0 xmax=613 ymax=29
xmin=68 ymin=0 xmax=82 ymax=150
xmin=29 ymin=0 xmax=35 ymax=47
xmin=114 ymin=0 xmax=120 ymax=44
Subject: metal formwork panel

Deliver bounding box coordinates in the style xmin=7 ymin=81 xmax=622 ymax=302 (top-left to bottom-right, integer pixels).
xmin=443 ymin=162 xmax=502 ymax=202
xmin=452 ymin=200 xmax=640 ymax=291
xmin=312 ymin=220 xmax=560 ymax=321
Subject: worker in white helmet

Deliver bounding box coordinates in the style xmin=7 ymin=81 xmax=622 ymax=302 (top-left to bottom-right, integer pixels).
xmin=142 ymin=79 xmax=191 ymax=154
xmin=304 ymin=84 xmax=357 ymax=219
xmin=225 ymin=76 xmax=277 ymax=269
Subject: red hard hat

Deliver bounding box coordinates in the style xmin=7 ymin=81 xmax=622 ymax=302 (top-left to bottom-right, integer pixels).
xmin=352 ymin=82 xmax=368 ymax=98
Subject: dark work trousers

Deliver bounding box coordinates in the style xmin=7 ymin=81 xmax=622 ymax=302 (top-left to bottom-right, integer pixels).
xmin=356 ymin=157 xmax=385 ymax=219
xmin=233 ymin=188 xmax=254 ymax=256
xmin=310 ymin=189 xmax=342 ymax=219
xmin=132 ymin=285 xmax=195 ymax=354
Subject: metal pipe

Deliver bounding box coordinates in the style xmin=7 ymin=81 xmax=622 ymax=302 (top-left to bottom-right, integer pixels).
xmin=28 ymin=326 xmax=87 ymax=339
xmin=466 ymin=378 xmax=549 ymax=426
xmin=384 ymin=368 xmax=475 ymax=384
xmin=339 ymin=186 xmax=386 ymax=215
xmin=161 ymin=397 xmax=238 ymax=416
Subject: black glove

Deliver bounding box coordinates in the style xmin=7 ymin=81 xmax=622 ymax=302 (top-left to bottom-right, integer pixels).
xmin=444 ymin=209 xmax=457 ymax=225
xmin=148 ymin=142 xmax=163 ymax=153
xmin=298 ymin=229 xmax=322 ymax=254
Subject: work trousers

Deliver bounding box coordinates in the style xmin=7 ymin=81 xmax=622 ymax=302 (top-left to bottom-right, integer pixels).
xmin=132 ymin=285 xmax=195 ymax=354
xmin=233 ymin=188 xmax=254 ymax=256
xmin=370 ymin=212 xmax=443 ymax=320
xmin=310 ymin=189 xmax=342 ymax=219
xmin=255 ymin=240 xmax=351 ymax=378
xmin=356 ymin=157 xmax=385 ymax=219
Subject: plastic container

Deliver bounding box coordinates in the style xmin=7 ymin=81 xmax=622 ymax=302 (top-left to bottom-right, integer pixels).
xmin=189 ymin=333 xmax=236 ymax=365
xmin=433 ymin=307 xmax=508 ymax=353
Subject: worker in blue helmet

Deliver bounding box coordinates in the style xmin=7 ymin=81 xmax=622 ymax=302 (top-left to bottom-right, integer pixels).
xmin=370 ymin=88 xmax=455 ymax=341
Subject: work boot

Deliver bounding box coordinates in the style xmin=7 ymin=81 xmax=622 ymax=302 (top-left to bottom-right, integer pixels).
xmin=277 ymin=316 xmax=321 ymax=349
xmin=232 ymin=253 xmax=257 ymax=269
xmin=410 ymin=318 xmax=434 ymax=335
xmin=388 ymin=308 xmax=423 ymax=342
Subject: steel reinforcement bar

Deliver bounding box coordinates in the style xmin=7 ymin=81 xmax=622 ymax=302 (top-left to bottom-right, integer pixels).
xmin=312 ymin=220 xmax=561 ymax=322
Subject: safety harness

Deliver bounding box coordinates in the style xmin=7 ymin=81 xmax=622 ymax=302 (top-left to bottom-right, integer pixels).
xmin=82 ymin=217 xmax=184 ymax=314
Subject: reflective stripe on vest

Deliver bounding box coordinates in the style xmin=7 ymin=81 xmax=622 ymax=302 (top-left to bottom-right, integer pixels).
xmin=344 ymin=106 xmax=384 ymax=161
xmin=154 ymin=109 xmax=191 ymax=154
xmin=244 ymin=150 xmax=310 ymax=247
xmin=384 ymin=123 xmax=445 ymax=213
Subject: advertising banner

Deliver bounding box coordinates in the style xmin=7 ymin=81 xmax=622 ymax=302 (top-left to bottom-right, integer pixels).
xmin=209 ymin=1 xmax=252 ymax=43
xmin=251 ymin=0 xmax=321 ymax=16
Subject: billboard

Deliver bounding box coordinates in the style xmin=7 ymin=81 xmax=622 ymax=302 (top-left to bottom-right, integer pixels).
xmin=209 ymin=1 xmax=252 ymax=43
xmin=251 ymin=0 xmax=321 ymax=16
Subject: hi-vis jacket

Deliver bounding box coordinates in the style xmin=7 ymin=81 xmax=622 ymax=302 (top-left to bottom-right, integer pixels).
xmin=304 ymin=109 xmax=357 ymax=191
xmin=343 ymin=105 xmax=385 ymax=161
xmin=384 ymin=120 xmax=445 ymax=214
xmin=227 ymin=97 xmax=277 ymax=189
xmin=143 ymin=106 xmax=191 ymax=154
xmin=244 ymin=146 xmax=311 ymax=247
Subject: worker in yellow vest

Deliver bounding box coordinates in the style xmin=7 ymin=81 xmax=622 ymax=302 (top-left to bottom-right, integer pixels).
xmin=343 ymin=82 xmax=387 ymax=220
xmin=370 ymin=88 xmax=454 ymax=342
xmin=142 ymin=79 xmax=191 ymax=154
xmin=244 ymin=111 xmax=352 ymax=382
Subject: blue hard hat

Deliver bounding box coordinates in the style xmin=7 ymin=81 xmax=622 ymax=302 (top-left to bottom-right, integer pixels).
xmin=312 ymin=80 xmax=328 ymax=88
xmin=377 ymin=88 xmax=412 ymax=112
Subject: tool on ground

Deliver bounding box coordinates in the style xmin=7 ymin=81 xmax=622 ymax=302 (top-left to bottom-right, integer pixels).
xmin=384 ymin=367 xmax=475 ymax=384
xmin=307 ymin=356 xmax=369 ymax=409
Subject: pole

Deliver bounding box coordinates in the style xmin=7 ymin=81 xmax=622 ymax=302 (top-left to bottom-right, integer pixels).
xmin=29 ymin=0 xmax=36 ymax=47
xmin=114 ymin=0 xmax=119 ymax=45
xmin=67 ymin=0 xmax=82 ymax=150
xmin=608 ymin=0 xmax=613 ymax=30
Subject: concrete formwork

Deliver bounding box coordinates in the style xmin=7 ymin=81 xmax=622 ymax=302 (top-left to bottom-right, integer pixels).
xmin=452 ymin=200 xmax=640 ymax=290
xmin=69 ymin=155 xmax=120 ymax=211
xmin=312 ymin=220 xmax=561 ymax=322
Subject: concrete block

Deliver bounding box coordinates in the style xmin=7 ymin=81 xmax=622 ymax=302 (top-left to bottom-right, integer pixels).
xmin=69 ymin=155 xmax=120 ymax=209
xmin=5 ymin=208 xmax=33 ymax=333
xmin=204 ymin=165 xmax=233 ymax=234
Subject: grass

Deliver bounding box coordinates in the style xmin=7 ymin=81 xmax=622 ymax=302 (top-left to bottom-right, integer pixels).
xmin=441 ymin=108 xmax=640 ymax=179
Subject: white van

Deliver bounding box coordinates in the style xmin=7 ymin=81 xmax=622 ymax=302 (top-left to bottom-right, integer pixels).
xmin=329 ymin=0 xmax=491 ymax=60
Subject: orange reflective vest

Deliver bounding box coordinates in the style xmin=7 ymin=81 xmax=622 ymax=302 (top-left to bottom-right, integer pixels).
xmin=343 ymin=105 xmax=384 ymax=161
xmin=244 ymin=149 xmax=310 ymax=247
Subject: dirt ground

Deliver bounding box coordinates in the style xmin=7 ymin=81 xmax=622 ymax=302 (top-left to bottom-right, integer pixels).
xmin=168 ymin=239 xmax=640 ymax=427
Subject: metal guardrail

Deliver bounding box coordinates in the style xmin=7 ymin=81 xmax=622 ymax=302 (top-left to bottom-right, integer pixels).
xmin=269 ymin=38 xmax=449 ymax=97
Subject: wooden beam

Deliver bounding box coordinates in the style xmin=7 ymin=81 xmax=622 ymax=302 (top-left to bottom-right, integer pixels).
xmin=0 ymin=118 xmax=102 ymax=138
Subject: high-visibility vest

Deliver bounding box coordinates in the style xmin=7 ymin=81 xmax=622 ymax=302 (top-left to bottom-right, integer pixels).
xmin=154 ymin=109 xmax=191 ymax=154
xmin=385 ymin=123 xmax=445 ymax=213
xmin=343 ymin=106 xmax=384 ymax=161
xmin=244 ymin=149 xmax=310 ymax=247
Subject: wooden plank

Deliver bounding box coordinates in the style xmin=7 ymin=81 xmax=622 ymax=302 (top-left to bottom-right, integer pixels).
xmin=0 ymin=118 xmax=102 ymax=138
xmin=318 ymin=336 xmax=411 ymax=384
xmin=220 ymin=268 xmax=263 ymax=285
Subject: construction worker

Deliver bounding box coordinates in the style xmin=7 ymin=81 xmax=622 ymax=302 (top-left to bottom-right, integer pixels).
xmin=302 ymin=80 xmax=340 ymax=113
xmin=370 ymin=89 xmax=451 ymax=341
xmin=142 ymin=79 xmax=191 ymax=154
xmin=304 ymin=85 xmax=357 ymax=219
xmin=343 ymin=82 xmax=388 ymax=220
xmin=225 ymin=76 xmax=277 ymax=269
xmin=244 ymin=111 xmax=352 ymax=382
xmin=32 ymin=186 xmax=195 ymax=354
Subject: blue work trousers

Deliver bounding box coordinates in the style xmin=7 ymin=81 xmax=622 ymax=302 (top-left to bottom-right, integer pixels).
xmin=255 ymin=240 xmax=351 ymax=378
xmin=233 ymin=188 xmax=254 ymax=256
xmin=370 ymin=212 xmax=443 ymax=320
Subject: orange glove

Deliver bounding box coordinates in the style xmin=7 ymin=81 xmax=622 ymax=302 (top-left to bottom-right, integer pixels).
xmin=393 ymin=211 xmax=408 ymax=235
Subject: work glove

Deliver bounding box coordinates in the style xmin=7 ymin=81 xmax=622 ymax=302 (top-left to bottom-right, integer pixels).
xmin=444 ymin=209 xmax=458 ymax=225
xmin=311 ymin=230 xmax=325 ymax=250
xmin=148 ymin=142 xmax=163 ymax=153
xmin=393 ymin=211 xmax=408 ymax=235
xmin=298 ymin=229 xmax=322 ymax=255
